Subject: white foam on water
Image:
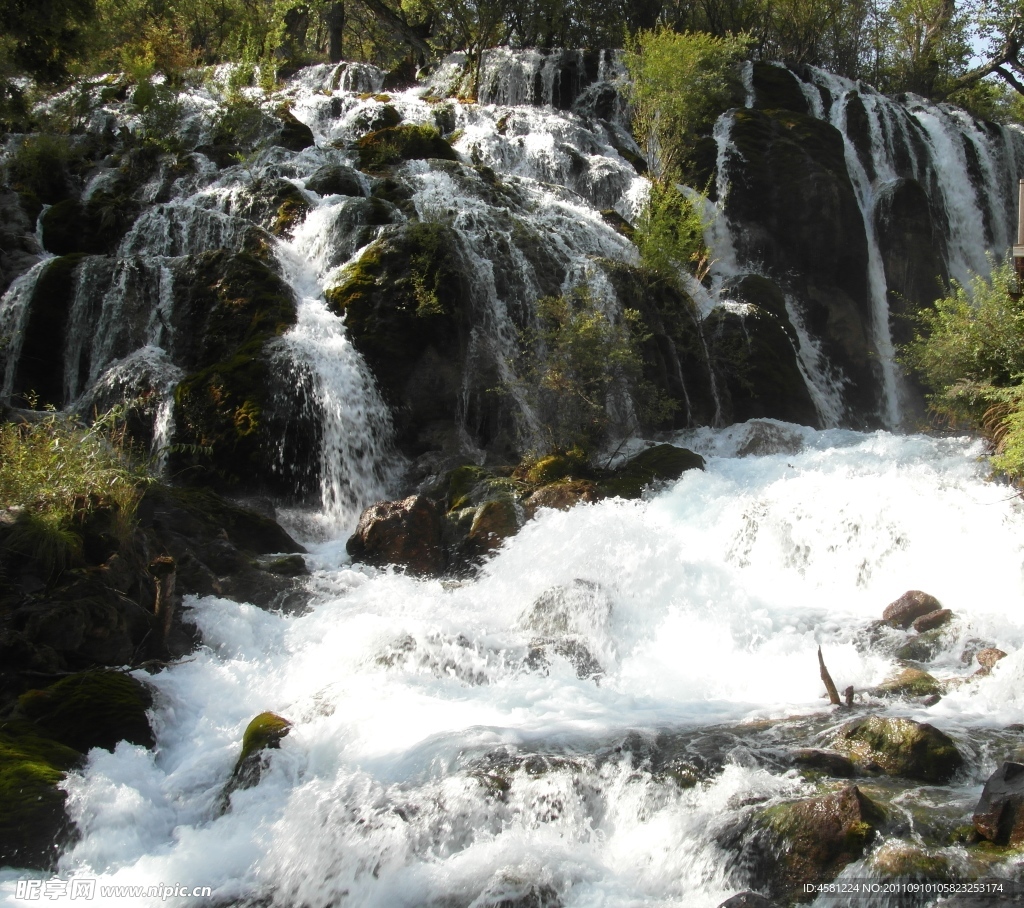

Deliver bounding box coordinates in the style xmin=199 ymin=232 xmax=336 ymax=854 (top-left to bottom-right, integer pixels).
xmin=5 ymin=427 xmax=1022 ymax=907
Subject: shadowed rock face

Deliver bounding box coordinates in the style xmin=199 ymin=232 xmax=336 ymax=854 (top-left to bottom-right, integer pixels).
xmin=973 ymin=762 xmax=1024 ymax=845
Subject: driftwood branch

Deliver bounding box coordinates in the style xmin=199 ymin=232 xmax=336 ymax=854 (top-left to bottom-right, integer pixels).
xmin=818 ymin=645 xmax=841 ymax=706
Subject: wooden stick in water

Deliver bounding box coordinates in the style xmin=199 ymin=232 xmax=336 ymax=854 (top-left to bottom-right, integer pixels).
xmin=818 ymin=645 xmax=841 ymax=706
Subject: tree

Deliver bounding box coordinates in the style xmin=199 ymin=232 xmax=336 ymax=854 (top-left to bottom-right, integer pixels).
xmin=0 ymin=0 xmax=97 ymax=83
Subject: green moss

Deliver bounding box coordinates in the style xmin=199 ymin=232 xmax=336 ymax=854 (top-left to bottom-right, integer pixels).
xmin=16 ymin=670 xmax=154 ymax=753
xmin=751 ymin=61 xmax=810 ymax=114
xmin=523 ymin=453 xmax=587 ymax=484
xmin=874 ymin=667 xmax=941 ymax=699
xmin=833 ymin=716 xmax=964 ymax=783
xmin=271 ymin=196 xmax=310 ymax=238
xmin=239 ymin=711 xmax=291 ymax=764
xmin=356 ymin=123 xmax=458 ymax=171
xmin=598 ymin=444 xmax=704 ymax=499
xmin=0 ymin=720 xmax=82 ymax=868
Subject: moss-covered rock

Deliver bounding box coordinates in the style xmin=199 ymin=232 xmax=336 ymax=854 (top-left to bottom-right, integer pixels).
xmin=305 ymin=164 xmax=365 ymax=197
xmin=356 ymin=124 xmax=458 ymax=171
xmin=598 ymin=444 xmax=704 ymax=499
xmin=326 ymin=222 xmax=478 ymax=453
xmin=873 ymin=667 xmax=941 ymax=700
xmin=352 ymin=102 xmax=402 ymax=135
xmin=40 ymin=194 xmax=140 ymax=257
xmin=227 ymin=711 xmax=291 ymax=796
xmin=832 ymin=716 xmax=964 ymax=783
xmin=15 ymin=670 xmax=154 ymax=753
xmin=523 ymin=479 xmax=600 ymax=517
xmin=0 ymin=720 xmax=81 ymax=869
xmin=274 ymin=109 xmax=315 ymax=151
xmin=751 ymin=61 xmax=810 ymax=114
xmin=168 ymin=251 xmax=315 ymax=493
xmin=894 ymin=627 xmax=949 ymax=662
xmin=751 ymin=784 xmax=885 ymax=902
xmin=232 ymin=178 xmax=311 ymax=238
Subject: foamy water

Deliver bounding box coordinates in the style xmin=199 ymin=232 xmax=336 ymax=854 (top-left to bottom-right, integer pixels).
xmin=4 ymin=426 xmax=1024 ymax=907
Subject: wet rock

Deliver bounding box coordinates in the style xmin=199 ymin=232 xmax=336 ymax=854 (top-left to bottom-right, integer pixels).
xmin=260 ymin=554 xmax=308 ymax=576
xmin=305 ymin=164 xmax=365 ymax=197
xmin=832 ymin=716 xmax=964 ymax=783
xmin=972 ymin=762 xmax=1024 ymax=845
xmin=883 ymin=590 xmax=941 ymax=628
xmin=467 ymin=496 xmax=520 ymax=553
xmin=523 ymin=479 xmax=600 ymax=517
xmin=718 ymin=893 xmax=777 ymax=908
xmin=751 ymin=784 xmax=885 ymax=902
xmin=274 ymin=109 xmax=315 ymax=151
xmin=599 ymin=444 xmax=705 ymax=499
xmin=356 ymin=124 xmax=457 ymax=171
xmin=231 ymin=177 xmax=311 ymax=237
xmin=895 ymin=627 xmax=948 ymax=662
xmin=347 ymin=495 xmax=446 ymax=575
xmin=0 ymin=719 xmax=81 ymax=869
xmin=735 ymin=420 xmax=806 ymax=457
xmin=0 ymin=188 xmax=42 ymax=294
xmin=521 ymin=579 xmax=612 ymax=638
xmin=788 ymin=748 xmax=856 ymax=777
xmin=976 ymin=648 xmax=1008 ymax=672
xmin=751 ymin=60 xmax=809 ymax=114
xmin=14 ymin=670 xmax=154 ymax=753
xmin=873 ymin=667 xmax=941 ymax=700
xmin=912 ymin=608 xmax=952 ymax=633
xmin=868 ymin=841 xmax=952 ymax=880
xmin=471 ymin=873 xmax=561 ymax=908
xmin=226 ymin=711 xmax=291 ymax=795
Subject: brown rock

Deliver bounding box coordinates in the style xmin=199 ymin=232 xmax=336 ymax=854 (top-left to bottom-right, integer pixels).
xmin=912 ymin=608 xmax=952 ymax=633
xmin=347 ymin=495 xmax=446 ymax=575
xmin=973 ymin=762 xmax=1024 ymax=845
xmin=883 ymin=590 xmax=941 ymax=628
xmin=832 ymin=716 xmax=963 ymax=783
xmin=467 ymin=497 xmax=520 ymax=553
xmin=523 ymin=479 xmax=600 ymax=518
xmin=977 ymin=648 xmax=1008 ymax=671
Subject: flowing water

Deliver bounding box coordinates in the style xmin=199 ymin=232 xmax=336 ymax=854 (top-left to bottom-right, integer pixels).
xmin=4 ymin=426 xmax=1024 ymax=906
xmin=4 ymin=56 xmax=1024 ymax=906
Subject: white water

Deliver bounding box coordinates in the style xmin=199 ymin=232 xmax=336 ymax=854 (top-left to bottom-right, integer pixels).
xmin=4 ymin=426 xmax=1024 ymax=906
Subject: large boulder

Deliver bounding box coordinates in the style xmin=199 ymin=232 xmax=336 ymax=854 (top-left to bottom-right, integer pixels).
xmin=598 ymin=444 xmax=705 ymax=499
xmin=883 ymin=590 xmax=942 ymax=628
xmin=347 ymin=495 xmax=446 ymax=575
xmin=750 ymin=785 xmax=885 ymax=902
xmin=831 ymin=716 xmax=963 ymax=783
xmin=972 ymin=761 xmax=1024 ymax=845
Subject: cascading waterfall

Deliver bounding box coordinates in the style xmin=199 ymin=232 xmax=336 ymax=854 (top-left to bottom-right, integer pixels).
xmin=6 ymin=53 xmax=1024 ymax=907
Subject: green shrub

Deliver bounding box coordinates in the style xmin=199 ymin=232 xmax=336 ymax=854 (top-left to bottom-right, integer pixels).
xmin=624 ymin=27 xmax=749 ymax=183
xmin=903 ymin=260 xmax=1024 ymax=480
xmin=634 ymin=180 xmax=710 ymax=283
xmin=0 ymin=408 xmax=151 ymax=574
xmin=510 ymin=288 xmax=675 ymax=457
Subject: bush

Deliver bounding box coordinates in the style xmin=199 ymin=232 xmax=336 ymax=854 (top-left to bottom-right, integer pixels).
xmin=0 ymin=408 xmax=151 ymax=574
xmin=624 ymin=27 xmax=749 ymax=183
xmin=510 ymin=288 xmax=675 ymax=457
xmin=903 ymin=260 xmax=1024 ymax=480
xmin=634 ymin=180 xmax=710 ymax=283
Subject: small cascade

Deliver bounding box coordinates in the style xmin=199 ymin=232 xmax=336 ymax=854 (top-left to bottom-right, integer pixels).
xmin=0 ymin=260 xmax=51 ymax=400
xmin=830 ymin=89 xmax=902 ymax=427
xmin=782 ymin=293 xmax=847 ymax=427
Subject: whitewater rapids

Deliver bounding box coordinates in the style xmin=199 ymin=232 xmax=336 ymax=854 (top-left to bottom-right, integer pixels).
xmin=3 ymin=425 xmax=1024 ymax=907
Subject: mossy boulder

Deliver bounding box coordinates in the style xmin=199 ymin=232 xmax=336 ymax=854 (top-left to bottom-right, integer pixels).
xmin=15 ymin=670 xmax=154 ymax=753
xmin=274 ymin=109 xmax=315 ymax=151
xmin=894 ymin=627 xmax=949 ymax=662
xmin=523 ymin=479 xmax=600 ymax=517
xmin=169 ymin=251 xmax=317 ymax=494
xmin=356 ymin=124 xmax=458 ymax=171
xmin=227 ymin=711 xmax=291 ymax=795
xmin=305 ymin=164 xmax=365 ymax=197
xmin=352 ymin=102 xmax=402 ymax=135
xmin=232 ymin=178 xmax=311 ymax=238
xmin=598 ymin=444 xmax=704 ymax=499
xmin=0 ymin=720 xmax=81 ymax=869
xmin=40 ymin=191 xmax=141 ymax=256
xmin=873 ymin=667 xmax=941 ymax=699
xmin=832 ymin=716 xmax=964 ymax=783
xmin=751 ymin=784 xmax=885 ymax=902
xmin=327 ymin=222 xmax=486 ymax=453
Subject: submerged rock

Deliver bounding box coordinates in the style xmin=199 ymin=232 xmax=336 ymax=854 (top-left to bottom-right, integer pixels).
xmin=788 ymin=748 xmax=856 ymax=777
xmin=883 ymin=590 xmax=941 ymax=628
xmin=872 ymin=667 xmax=941 ymax=700
xmin=831 ymin=716 xmax=963 ymax=783
xmin=347 ymin=495 xmax=446 ymax=575
xmin=973 ymin=761 xmax=1024 ymax=845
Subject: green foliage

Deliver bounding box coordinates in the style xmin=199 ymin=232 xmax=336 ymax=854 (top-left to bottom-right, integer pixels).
xmin=0 ymin=408 xmax=152 ymax=575
xmin=625 ymin=27 xmax=749 ymax=183
xmin=6 ymin=134 xmax=74 ymax=203
xmin=511 ymin=287 xmax=676 ymax=456
xmin=634 ymin=180 xmax=710 ymax=284
xmin=0 ymin=0 xmax=97 ymax=83
xmin=903 ymin=260 xmax=1024 ymax=481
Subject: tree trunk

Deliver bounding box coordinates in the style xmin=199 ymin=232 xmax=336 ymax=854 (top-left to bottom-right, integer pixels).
xmin=326 ymin=2 xmax=345 ymax=63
